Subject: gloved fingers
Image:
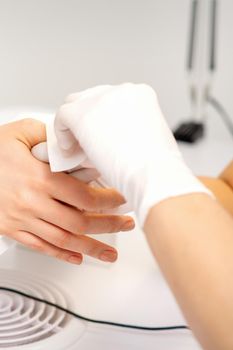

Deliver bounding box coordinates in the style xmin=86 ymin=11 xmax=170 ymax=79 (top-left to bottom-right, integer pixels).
xmin=64 ymin=85 xmax=112 ymax=103
xmin=31 ymin=142 xmax=49 ymax=163
xmin=70 ymin=168 xmax=100 ymax=183
xmin=55 ymin=86 xmax=115 ymax=153
xmin=54 ymin=103 xmax=81 ymax=152
xmin=21 ymin=218 xmax=118 ymax=262
xmin=64 ymin=92 xmax=80 ymax=103
xmin=10 ymin=230 xmax=83 ymax=265
xmin=46 ymin=171 xmax=126 ymax=211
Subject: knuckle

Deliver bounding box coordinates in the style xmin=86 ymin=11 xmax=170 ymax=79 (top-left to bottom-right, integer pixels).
xmin=28 ymin=240 xmax=45 ymax=253
xmin=75 ymin=215 xmax=90 ymax=235
xmin=113 ymin=217 xmax=125 ymax=232
xmin=20 ymin=118 xmax=44 ymax=133
xmin=21 ymin=117 xmax=34 ymax=124
xmin=86 ymin=244 xmax=100 ymax=258
xmin=36 ymin=169 xmax=52 ymax=189
xmin=99 ymin=216 xmax=114 ymax=233
xmin=19 ymin=118 xmax=36 ymax=128
xmin=30 ymin=166 xmax=54 ymax=193
xmin=32 ymin=159 xmax=52 ymax=180
xmin=53 ymin=250 xmax=67 ymax=261
xmin=57 ymin=104 xmax=71 ymax=119
xmin=56 ymin=231 xmax=72 ymax=248
xmin=82 ymin=188 xmax=97 ymax=211
xmin=107 ymin=220 xmax=121 ymax=233
xmin=64 ymin=92 xmax=78 ymax=103
xmin=15 ymin=188 xmax=36 ymax=214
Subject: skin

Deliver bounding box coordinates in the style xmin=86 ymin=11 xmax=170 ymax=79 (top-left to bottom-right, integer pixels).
xmin=199 ymin=160 xmax=233 ymax=216
xmin=144 ymin=194 xmax=233 ymax=350
xmin=0 ymin=119 xmax=135 ymax=265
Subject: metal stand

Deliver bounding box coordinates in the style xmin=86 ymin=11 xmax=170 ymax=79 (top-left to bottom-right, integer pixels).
xmin=174 ymin=0 xmax=217 ymax=143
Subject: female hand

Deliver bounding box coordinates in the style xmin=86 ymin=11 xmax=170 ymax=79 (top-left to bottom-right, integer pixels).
xmin=0 ymin=118 xmax=135 ymax=264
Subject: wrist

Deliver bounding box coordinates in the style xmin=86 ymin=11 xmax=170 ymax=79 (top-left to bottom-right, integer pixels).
xmin=123 ymin=156 xmax=213 ymax=227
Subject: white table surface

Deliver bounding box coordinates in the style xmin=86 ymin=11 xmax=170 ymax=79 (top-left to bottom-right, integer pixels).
xmin=0 ymin=227 xmax=201 ymax=350
xmin=0 ymin=110 xmax=232 ymax=349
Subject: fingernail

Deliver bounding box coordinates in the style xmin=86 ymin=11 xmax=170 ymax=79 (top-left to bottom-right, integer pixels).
xmin=121 ymin=219 xmax=135 ymax=231
xmin=100 ymin=250 xmax=118 ymax=262
xmin=68 ymin=255 xmax=82 ymax=265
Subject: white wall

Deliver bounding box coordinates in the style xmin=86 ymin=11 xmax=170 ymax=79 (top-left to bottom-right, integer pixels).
xmin=0 ymin=0 xmax=186 ymax=117
xmin=0 ymin=0 xmax=232 ymax=122
xmin=0 ymin=0 xmax=232 ymax=174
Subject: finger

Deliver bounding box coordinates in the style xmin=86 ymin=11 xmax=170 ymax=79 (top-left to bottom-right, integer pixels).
xmin=14 ymin=118 xmax=47 ymax=149
xmin=78 ymin=212 xmax=135 ymax=234
xmin=37 ymin=198 xmax=134 ymax=235
xmin=64 ymin=92 xmax=81 ymax=103
xmin=10 ymin=230 xmax=83 ymax=265
xmin=64 ymin=86 xmax=112 ymax=103
xmin=47 ymin=171 xmax=126 ymax=211
xmin=56 ymin=86 xmax=113 ymax=151
xmin=24 ymin=219 xmax=118 ymax=262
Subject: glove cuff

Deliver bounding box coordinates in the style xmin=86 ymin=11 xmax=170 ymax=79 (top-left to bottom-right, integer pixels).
xmin=125 ymin=155 xmax=213 ymax=227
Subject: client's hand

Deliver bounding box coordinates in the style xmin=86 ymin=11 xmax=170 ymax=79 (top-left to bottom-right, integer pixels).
xmin=0 ymin=118 xmax=135 ymax=264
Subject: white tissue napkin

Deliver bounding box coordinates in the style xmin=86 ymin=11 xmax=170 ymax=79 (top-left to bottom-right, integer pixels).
xmin=46 ymin=117 xmax=87 ymax=172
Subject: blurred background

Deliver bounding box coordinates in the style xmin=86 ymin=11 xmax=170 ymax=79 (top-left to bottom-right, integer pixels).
xmin=0 ymin=0 xmax=232 ymax=173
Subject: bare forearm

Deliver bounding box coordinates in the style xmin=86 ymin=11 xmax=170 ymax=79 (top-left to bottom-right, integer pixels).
xmin=144 ymin=194 xmax=233 ymax=350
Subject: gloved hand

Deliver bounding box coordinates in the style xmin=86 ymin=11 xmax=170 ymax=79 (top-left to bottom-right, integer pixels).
xmin=44 ymin=84 xmax=212 ymax=226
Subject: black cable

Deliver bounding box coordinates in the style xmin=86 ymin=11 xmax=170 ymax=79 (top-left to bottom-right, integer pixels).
xmin=208 ymin=96 xmax=233 ymax=136
xmin=0 ymin=286 xmax=189 ymax=332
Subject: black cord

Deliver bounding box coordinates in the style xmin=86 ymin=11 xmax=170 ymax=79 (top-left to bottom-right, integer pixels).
xmin=0 ymin=286 xmax=189 ymax=332
xmin=208 ymin=96 xmax=233 ymax=136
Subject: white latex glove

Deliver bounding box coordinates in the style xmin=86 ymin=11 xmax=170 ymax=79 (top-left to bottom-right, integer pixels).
xmin=46 ymin=84 xmax=212 ymax=226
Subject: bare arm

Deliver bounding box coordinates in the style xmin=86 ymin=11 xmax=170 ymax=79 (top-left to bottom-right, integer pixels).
xmin=144 ymin=194 xmax=233 ymax=350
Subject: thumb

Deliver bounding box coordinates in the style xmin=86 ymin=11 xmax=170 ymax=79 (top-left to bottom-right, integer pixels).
xmin=13 ymin=118 xmax=46 ymax=149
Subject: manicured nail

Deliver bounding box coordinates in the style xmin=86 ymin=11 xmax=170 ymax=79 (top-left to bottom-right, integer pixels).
xmin=121 ymin=219 xmax=135 ymax=231
xmin=68 ymin=255 xmax=82 ymax=265
xmin=100 ymin=250 xmax=118 ymax=262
